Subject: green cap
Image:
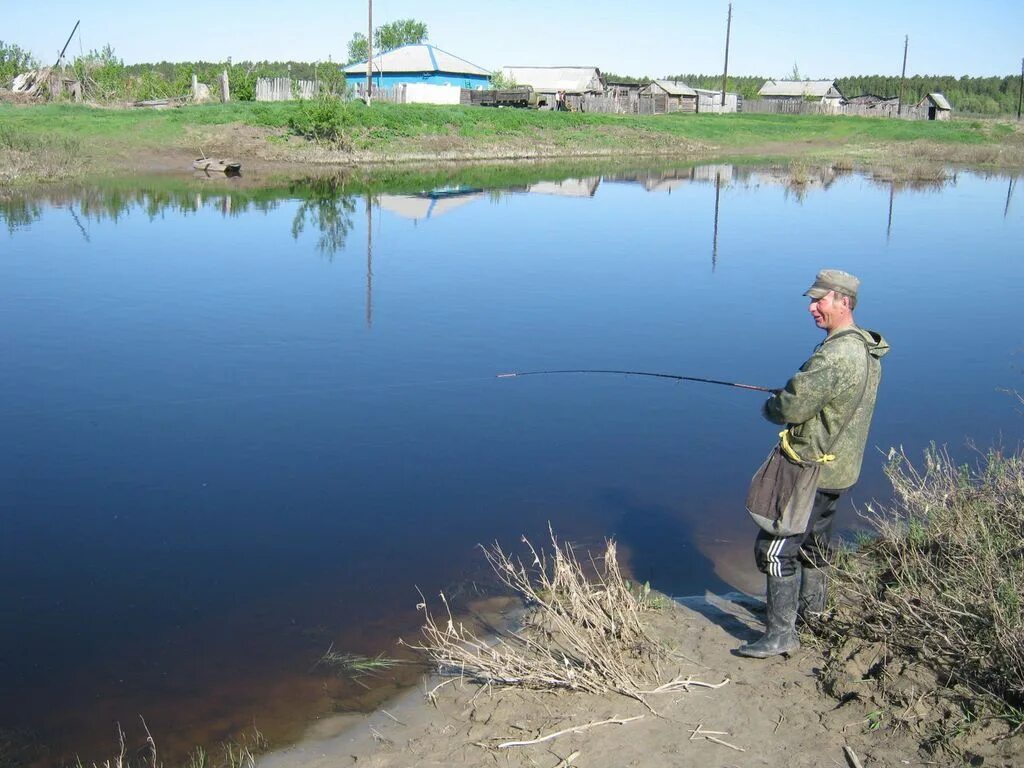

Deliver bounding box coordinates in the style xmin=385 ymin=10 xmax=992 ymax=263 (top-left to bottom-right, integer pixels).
xmin=804 ymin=269 xmax=860 ymax=300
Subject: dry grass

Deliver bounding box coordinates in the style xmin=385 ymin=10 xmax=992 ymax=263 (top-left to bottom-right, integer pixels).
xmin=824 ymin=446 xmax=1024 ymax=735
xmin=407 ymin=527 xmax=728 ymax=706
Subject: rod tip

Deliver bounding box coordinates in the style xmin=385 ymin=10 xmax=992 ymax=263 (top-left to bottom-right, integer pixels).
xmin=496 ymin=373 xmax=517 ymax=378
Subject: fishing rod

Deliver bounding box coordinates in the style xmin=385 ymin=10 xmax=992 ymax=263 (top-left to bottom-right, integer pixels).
xmin=497 ymin=369 xmax=778 ymax=393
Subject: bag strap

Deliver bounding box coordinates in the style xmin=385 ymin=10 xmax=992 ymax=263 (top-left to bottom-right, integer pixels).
xmin=780 ymin=332 xmax=872 ymax=465
xmin=822 ymin=336 xmax=872 ymax=456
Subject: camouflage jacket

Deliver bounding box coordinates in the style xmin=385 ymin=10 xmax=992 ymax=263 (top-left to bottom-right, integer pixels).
xmin=763 ymin=325 xmax=890 ymax=490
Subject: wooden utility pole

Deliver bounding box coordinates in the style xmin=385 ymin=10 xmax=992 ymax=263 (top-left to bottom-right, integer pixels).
xmin=366 ymin=0 xmax=373 ymax=104
xmin=54 ymin=19 xmax=81 ymax=69
xmin=897 ymin=35 xmax=909 ymax=116
xmin=1017 ymin=56 xmax=1023 ymax=120
xmin=721 ymin=3 xmax=732 ymax=108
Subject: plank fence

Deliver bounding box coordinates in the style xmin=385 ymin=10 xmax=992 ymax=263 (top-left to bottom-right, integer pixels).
xmin=742 ymin=99 xmax=929 ymax=119
xmin=255 ymin=77 xmax=318 ymax=101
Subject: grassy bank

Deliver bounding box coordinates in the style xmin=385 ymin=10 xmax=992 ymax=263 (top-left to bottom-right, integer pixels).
xmin=821 ymin=445 xmax=1024 ymax=760
xmin=2 ymin=100 xmax=1023 ymax=185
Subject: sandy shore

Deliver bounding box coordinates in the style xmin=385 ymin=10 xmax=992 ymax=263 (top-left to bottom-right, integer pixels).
xmin=256 ymin=591 xmax=939 ymax=768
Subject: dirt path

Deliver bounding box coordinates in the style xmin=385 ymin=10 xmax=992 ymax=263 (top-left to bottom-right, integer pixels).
xmin=257 ymin=593 xmax=936 ymax=768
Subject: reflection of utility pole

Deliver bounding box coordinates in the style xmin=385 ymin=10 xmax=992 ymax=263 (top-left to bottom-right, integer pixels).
xmin=886 ymin=181 xmax=895 ymax=241
xmin=897 ymin=35 xmax=909 ymax=116
xmin=365 ymin=194 xmax=374 ymax=329
xmin=720 ymin=4 xmax=732 ymax=108
xmin=712 ymin=171 xmax=722 ymax=272
xmin=1005 ymin=177 xmax=1017 ymax=219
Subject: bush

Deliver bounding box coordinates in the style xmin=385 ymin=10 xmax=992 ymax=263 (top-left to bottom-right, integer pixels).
xmin=0 ymin=40 xmax=36 ymax=87
xmin=830 ymin=446 xmax=1024 ymax=720
xmin=287 ymin=94 xmax=348 ymax=143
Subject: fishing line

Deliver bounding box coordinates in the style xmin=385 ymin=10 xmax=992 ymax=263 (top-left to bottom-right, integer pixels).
xmin=10 ymin=375 xmax=498 ymax=421
xmin=497 ymin=369 xmax=777 ymax=393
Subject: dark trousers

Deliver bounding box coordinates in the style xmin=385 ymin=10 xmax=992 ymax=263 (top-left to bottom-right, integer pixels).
xmin=754 ymin=490 xmax=842 ymax=577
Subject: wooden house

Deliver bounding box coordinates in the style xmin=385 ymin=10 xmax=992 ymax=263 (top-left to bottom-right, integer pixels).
xmin=344 ymin=44 xmax=491 ymax=90
xmin=640 ymin=80 xmax=697 ymax=112
xmin=758 ymin=79 xmax=845 ymax=106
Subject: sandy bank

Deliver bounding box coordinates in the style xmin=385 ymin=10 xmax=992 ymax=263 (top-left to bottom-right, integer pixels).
xmin=256 ymin=592 xmax=940 ymax=768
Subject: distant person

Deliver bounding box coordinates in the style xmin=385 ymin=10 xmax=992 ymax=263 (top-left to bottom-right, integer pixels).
xmin=737 ymin=270 xmax=890 ymax=658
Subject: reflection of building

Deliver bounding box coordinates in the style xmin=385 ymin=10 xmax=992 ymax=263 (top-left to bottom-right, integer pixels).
xmin=527 ymin=178 xmax=601 ymax=197
xmin=377 ymin=192 xmax=485 ymax=221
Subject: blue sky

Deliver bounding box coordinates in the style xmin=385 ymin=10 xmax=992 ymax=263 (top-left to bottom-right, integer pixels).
xmin=8 ymin=0 xmax=1022 ymax=77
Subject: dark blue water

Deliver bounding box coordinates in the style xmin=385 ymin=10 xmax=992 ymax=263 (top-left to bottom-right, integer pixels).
xmin=2 ymin=166 xmax=1022 ymax=763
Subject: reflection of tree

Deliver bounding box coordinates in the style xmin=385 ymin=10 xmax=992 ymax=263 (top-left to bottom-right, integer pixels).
xmin=289 ymin=181 xmax=357 ymax=258
xmin=0 ymin=195 xmax=42 ymax=234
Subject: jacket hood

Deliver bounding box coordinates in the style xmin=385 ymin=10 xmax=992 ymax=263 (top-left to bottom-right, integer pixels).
xmin=827 ymin=325 xmax=890 ymax=360
xmin=861 ymin=328 xmax=890 ymax=360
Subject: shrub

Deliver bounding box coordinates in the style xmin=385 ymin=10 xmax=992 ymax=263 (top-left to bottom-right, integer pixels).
xmin=0 ymin=40 xmax=36 ymax=87
xmin=830 ymin=446 xmax=1024 ymax=721
xmin=287 ymin=94 xmax=348 ymax=143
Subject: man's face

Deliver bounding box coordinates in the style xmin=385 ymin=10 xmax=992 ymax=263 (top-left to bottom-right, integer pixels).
xmin=808 ymin=291 xmax=848 ymax=331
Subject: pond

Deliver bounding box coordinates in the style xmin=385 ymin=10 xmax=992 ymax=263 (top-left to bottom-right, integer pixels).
xmin=2 ymin=163 xmax=1022 ymax=764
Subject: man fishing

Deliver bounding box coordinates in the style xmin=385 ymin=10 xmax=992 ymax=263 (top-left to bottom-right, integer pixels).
xmin=737 ymin=269 xmax=889 ymax=658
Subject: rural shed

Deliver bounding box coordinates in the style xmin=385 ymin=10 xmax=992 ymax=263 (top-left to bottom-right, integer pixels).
xmin=692 ymin=87 xmax=739 ymax=113
xmin=917 ymin=92 xmax=952 ymax=120
xmin=640 ymin=80 xmax=697 ymax=112
xmin=500 ymin=66 xmax=604 ymax=97
xmin=344 ymin=44 xmax=492 ymax=90
xmin=758 ymin=79 xmax=845 ymax=104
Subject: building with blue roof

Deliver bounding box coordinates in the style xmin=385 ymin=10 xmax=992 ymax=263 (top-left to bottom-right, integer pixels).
xmin=343 ymin=44 xmax=492 ymax=90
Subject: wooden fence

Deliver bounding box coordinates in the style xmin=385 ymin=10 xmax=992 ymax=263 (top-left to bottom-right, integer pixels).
xmin=255 ymin=77 xmax=318 ymax=101
xmin=742 ymin=99 xmax=933 ymax=119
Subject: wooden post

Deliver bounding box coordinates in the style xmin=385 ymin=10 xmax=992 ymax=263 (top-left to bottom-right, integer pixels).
xmin=897 ymin=35 xmax=908 ymax=116
xmin=366 ymin=0 xmax=373 ymax=104
xmin=720 ymin=3 xmax=732 ymax=110
xmin=221 ymin=69 xmax=229 ymax=102
xmin=1017 ymin=56 xmax=1023 ymax=121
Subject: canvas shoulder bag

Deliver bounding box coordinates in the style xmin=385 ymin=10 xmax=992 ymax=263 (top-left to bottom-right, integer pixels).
xmin=746 ymin=337 xmax=870 ymax=537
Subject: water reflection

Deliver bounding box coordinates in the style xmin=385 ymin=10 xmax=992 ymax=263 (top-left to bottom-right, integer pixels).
xmin=2 ymin=163 xmax=1023 ymax=766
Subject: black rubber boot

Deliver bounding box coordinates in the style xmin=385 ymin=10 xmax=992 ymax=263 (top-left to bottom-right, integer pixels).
xmin=736 ymin=572 xmax=801 ymax=658
xmin=799 ymin=566 xmax=828 ymax=620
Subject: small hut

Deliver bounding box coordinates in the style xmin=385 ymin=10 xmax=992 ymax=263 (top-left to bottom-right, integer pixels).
xmin=640 ymin=80 xmax=697 ymax=112
xmin=916 ymin=92 xmax=952 ymax=121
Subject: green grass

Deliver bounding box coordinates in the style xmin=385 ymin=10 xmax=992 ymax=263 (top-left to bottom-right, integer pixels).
xmin=1 ymin=100 xmax=1015 ymax=149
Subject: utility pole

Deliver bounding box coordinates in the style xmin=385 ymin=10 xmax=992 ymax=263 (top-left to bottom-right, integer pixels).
xmin=54 ymin=19 xmax=81 ymax=69
xmin=366 ymin=0 xmax=373 ymax=104
xmin=721 ymin=3 xmax=732 ymax=109
xmin=897 ymin=35 xmax=909 ymax=116
xmin=1017 ymin=56 xmax=1023 ymax=120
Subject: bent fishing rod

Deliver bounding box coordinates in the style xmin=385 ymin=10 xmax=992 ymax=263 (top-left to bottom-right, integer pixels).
xmin=497 ymin=369 xmax=778 ymax=393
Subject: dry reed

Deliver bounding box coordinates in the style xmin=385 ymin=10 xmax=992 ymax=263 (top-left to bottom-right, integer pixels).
xmin=407 ymin=527 xmax=727 ymax=704
xmin=827 ymin=446 xmax=1024 ymax=724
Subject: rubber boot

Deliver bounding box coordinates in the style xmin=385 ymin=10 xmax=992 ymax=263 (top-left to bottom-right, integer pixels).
xmin=799 ymin=566 xmax=828 ymax=620
xmin=736 ymin=571 xmax=801 ymax=658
